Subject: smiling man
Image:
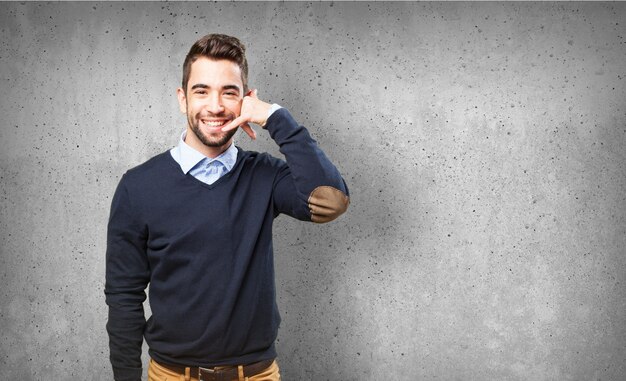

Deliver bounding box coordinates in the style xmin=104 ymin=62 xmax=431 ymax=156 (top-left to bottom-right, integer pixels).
xmin=104 ymin=34 xmax=349 ymax=381
xmin=180 ymin=57 xmax=244 ymax=154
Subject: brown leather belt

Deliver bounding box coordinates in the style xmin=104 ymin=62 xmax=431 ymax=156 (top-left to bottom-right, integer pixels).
xmin=156 ymin=359 xmax=274 ymax=381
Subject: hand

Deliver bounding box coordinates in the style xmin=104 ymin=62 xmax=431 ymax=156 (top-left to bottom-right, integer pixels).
xmin=221 ymin=89 xmax=272 ymax=140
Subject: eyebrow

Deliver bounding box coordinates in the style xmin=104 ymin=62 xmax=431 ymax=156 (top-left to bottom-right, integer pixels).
xmin=190 ymin=83 xmax=241 ymax=92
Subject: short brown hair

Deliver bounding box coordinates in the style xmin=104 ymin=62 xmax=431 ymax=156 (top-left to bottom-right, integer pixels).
xmin=181 ymin=33 xmax=248 ymax=93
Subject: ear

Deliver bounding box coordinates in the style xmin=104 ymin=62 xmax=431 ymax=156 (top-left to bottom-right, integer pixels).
xmin=176 ymin=87 xmax=187 ymax=114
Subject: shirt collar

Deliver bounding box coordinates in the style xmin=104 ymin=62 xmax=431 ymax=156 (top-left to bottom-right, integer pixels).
xmin=171 ymin=130 xmax=238 ymax=174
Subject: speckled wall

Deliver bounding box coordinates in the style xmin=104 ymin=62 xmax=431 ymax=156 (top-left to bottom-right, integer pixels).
xmin=1 ymin=2 xmax=625 ymax=380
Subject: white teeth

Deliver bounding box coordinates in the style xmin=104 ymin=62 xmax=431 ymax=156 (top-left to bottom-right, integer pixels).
xmin=202 ymin=120 xmax=226 ymax=127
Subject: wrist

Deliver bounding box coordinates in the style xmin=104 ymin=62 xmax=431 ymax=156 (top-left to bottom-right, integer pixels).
xmin=268 ymin=103 xmax=282 ymax=116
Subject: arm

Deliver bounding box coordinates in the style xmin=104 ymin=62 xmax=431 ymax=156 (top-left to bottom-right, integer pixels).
xmin=222 ymin=90 xmax=349 ymax=222
xmin=104 ymin=176 xmax=150 ymax=381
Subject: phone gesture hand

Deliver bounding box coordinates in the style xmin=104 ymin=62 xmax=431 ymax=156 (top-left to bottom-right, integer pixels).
xmin=221 ymin=89 xmax=271 ymax=140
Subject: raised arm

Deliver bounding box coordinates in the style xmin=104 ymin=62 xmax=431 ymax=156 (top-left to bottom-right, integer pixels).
xmin=222 ymin=90 xmax=349 ymax=223
xmin=104 ymin=176 xmax=150 ymax=381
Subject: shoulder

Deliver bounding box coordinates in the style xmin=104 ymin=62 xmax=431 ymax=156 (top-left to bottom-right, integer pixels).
xmin=237 ymin=149 xmax=289 ymax=185
xmin=121 ymin=151 xmax=175 ymax=185
xmin=238 ymin=148 xmax=286 ymax=171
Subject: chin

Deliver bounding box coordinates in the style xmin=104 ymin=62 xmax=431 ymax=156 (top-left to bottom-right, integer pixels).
xmin=194 ymin=127 xmax=236 ymax=148
xmin=205 ymin=136 xmax=231 ymax=148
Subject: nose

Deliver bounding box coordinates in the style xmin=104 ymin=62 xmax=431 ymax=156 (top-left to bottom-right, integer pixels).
xmin=205 ymin=93 xmax=225 ymax=115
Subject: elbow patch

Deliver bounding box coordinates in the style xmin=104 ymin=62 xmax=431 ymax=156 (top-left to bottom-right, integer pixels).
xmin=308 ymin=186 xmax=350 ymax=223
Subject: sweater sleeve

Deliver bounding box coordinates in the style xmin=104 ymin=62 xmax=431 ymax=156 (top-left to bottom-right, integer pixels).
xmin=266 ymin=108 xmax=349 ymax=223
xmin=104 ymin=175 xmax=150 ymax=381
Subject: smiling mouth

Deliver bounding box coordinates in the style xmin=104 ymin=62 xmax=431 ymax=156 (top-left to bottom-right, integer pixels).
xmin=200 ymin=119 xmax=229 ymax=129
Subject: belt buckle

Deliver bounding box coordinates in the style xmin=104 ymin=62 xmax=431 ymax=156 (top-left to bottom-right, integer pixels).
xmin=198 ymin=366 xmax=219 ymax=381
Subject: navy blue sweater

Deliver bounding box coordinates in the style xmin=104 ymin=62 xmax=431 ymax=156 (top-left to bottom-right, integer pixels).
xmin=105 ymin=109 xmax=349 ymax=381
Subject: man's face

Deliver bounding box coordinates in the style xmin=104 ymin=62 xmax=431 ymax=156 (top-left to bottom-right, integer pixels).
xmin=177 ymin=57 xmax=245 ymax=152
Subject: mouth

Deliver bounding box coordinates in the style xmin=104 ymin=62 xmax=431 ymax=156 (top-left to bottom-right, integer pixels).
xmin=199 ymin=118 xmax=229 ymax=131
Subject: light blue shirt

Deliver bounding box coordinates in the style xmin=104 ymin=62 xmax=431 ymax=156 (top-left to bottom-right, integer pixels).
xmin=170 ymin=104 xmax=282 ymax=185
xmin=169 ymin=131 xmax=238 ymax=185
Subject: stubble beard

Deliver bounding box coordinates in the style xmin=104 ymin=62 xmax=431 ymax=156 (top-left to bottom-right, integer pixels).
xmin=188 ymin=113 xmax=237 ymax=148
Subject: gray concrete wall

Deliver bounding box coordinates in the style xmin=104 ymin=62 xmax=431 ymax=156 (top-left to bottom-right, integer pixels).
xmin=1 ymin=2 xmax=625 ymax=380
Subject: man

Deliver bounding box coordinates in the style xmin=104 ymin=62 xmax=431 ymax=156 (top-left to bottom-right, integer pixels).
xmin=105 ymin=34 xmax=349 ymax=381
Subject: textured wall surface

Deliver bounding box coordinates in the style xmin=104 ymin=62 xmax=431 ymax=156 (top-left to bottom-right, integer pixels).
xmin=1 ymin=2 xmax=625 ymax=380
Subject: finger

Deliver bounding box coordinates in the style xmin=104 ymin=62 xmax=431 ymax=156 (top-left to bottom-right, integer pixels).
xmin=222 ymin=116 xmax=247 ymax=132
xmin=241 ymin=123 xmax=256 ymax=140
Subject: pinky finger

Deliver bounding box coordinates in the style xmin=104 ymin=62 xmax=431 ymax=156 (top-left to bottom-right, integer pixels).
xmin=241 ymin=123 xmax=257 ymax=140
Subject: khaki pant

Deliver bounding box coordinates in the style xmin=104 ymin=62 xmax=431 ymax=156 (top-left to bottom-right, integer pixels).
xmin=148 ymin=358 xmax=281 ymax=381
